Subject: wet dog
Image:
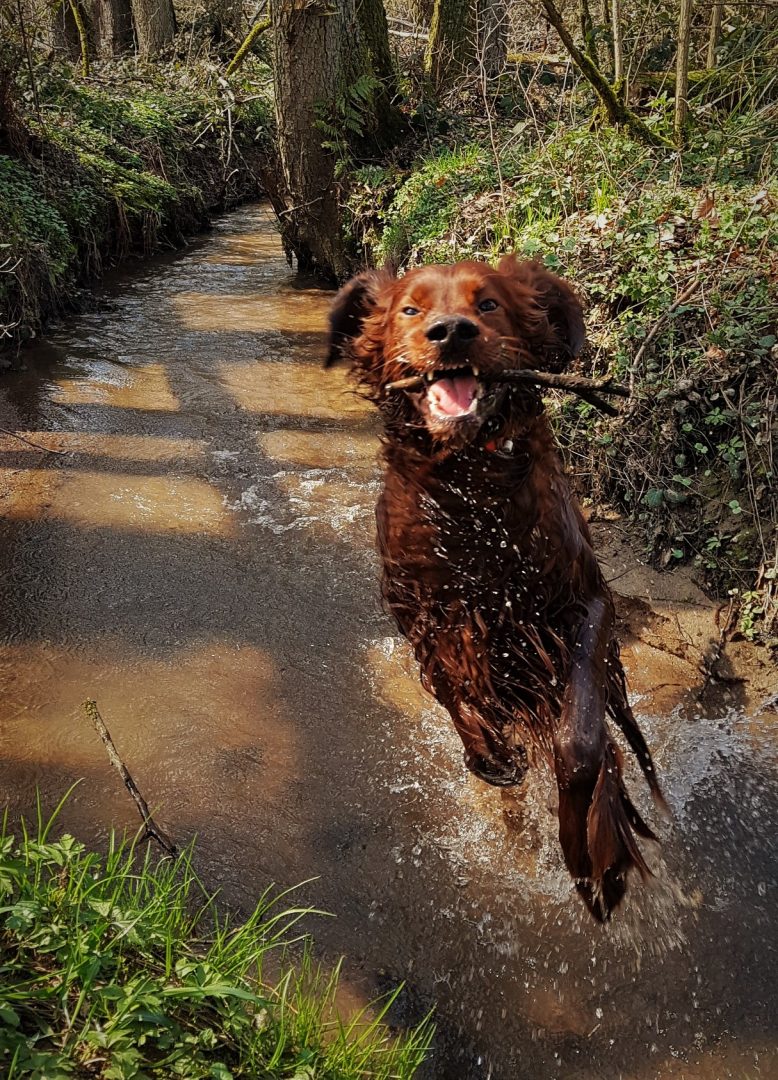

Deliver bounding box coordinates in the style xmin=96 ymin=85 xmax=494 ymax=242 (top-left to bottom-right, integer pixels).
xmin=326 ymin=257 xmax=665 ymax=920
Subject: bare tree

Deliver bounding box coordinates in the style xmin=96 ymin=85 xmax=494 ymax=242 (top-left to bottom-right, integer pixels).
xmin=707 ymin=1 xmax=723 ymax=69
xmin=477 ymin=0 xmax=507 ymax=80
xmin=130 ymin=0 xmax=175 ymax=56
xmin=675 ymin=0 xmax=694 ymax=142
xmin=538 ymin=0 xmax=667 ymax=146
xmin=610 ymin=0 xmax=623 ymax=91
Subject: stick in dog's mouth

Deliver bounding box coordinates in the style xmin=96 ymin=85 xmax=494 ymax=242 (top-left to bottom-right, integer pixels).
xmin=383 ymin=368 xmax=630 ymax=417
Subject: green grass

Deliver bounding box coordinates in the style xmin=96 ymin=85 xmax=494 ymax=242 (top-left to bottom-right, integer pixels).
xmin=0 ymin=791 xmax=432 ymax=1079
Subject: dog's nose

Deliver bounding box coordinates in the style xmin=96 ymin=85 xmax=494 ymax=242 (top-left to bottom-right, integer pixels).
xmin=425 ymin=316 xmax=480 ymax=345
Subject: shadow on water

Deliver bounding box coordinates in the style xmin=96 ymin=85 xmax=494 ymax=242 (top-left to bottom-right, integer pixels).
xmin=0 ymin=204 xmax=776 ymax=1079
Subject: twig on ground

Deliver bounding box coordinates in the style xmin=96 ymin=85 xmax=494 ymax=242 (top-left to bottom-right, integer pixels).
xmin=0 ymin=428 xmax=70 ymax=455
xmin=84 ymin=699 xmax=177 ymax=856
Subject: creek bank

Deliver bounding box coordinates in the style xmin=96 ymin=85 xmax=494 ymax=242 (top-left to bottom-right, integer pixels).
xmin=0 ymin=58 xmax=272 ymax=358
xmin=344 ymin=116 xmax=778 ymax=637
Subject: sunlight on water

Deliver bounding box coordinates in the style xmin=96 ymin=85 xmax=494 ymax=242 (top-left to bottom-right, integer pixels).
xmin=0 ymin=468 xmax=234 ymax=536
xmin=51 ymin=361 xmax=180 ymax=411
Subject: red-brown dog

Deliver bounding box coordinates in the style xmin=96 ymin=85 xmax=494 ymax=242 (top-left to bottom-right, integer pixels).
xmin=326 ymin=256 xmax=665 ymax=920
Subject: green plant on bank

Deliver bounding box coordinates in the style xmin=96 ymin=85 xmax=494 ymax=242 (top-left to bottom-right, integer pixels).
xmin=316 ymin=74 xmax=383 ymax=175
xmin=0 ymin=790 xmax=432 ymax=1079
xmin=346 ymin=113 xmax=777 ymax=636
xmin=1 ymin=58 xmax=272 ymax=344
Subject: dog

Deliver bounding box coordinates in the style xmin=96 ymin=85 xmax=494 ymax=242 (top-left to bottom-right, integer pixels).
xmin=325 ymin=256 xmax=666 ymax=921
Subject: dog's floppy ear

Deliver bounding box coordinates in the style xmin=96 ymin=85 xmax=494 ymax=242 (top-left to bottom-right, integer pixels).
xmin=497 ymin=255 xmax=585 ymax=365
xmin=325 ymin=269 xmax=395 ymax=367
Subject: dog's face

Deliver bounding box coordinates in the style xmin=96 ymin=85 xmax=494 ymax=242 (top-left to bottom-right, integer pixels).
xmin=326 ymin=256 xmax=584 ymax=446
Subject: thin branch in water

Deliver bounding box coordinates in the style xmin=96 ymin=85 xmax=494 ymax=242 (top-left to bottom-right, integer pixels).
xmin=0 ymin=428 xmax=71 ymax=455
xmin=84 ymin=699 xmax=177 ymax=856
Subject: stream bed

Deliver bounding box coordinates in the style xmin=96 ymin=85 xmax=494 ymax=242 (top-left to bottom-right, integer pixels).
xmin=0 ymin=204 xmax=776 ymax=1079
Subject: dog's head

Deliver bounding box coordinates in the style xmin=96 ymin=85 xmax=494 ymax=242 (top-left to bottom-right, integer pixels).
xmin=325 ymin=257 xmax=584 ymax=446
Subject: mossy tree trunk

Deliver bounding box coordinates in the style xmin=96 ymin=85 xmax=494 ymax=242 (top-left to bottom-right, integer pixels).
xmin=356 ymin=0 xmax=404 ymax=146
xmin=538 ymin=0 xmax=668 ymax=146
xmin=130 ymin=0 xmax=175 ymax=56
xmin=269 ymin=0 xmax=360 ymax=282
xmin=424 ymin=0 xmax=476 ymax=89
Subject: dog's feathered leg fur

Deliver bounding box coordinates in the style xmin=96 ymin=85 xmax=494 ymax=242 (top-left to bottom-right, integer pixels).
xmin=553 ymin=593 xmax=657 ymax=921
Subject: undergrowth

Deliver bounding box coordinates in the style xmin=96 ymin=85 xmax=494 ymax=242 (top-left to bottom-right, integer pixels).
xmin=0 ymin=792 xmax=432 ymax=1078
xmin=346 ymin=109 xmax=778 ymax=639
xmin=0 ymin=57 xmax=272 ymax=352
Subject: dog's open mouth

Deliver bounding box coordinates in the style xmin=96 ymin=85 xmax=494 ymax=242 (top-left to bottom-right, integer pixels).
xmin=424 ymin=366 xmax=481 ymax=420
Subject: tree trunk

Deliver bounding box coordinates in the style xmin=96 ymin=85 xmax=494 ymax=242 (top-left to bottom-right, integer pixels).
xmin=271 ymin=0 xmax=356 ymax=278
xmin=706 ymin=1 xmax=723 ymax=69
xmin=92 ymin=0 xmax=132 ymax=57
xmin=130 ymin=0 xmax=175 ymax=56
xmin=356 ymin=0 xmax=404 ymax=145
xmin=477 ymin=0 xmax=506 ymax=80
xmin=424 ymin=0 xmax=476 ymax=90
xmin=579 ymin=0 xmax=595 ymax=61
xmin=610 ymin=0 xmax=623 ymax=92
xmin=597 ymin=0 xmax=612 ymax=72
xmin=675 ymin=0 xmax=694 ymax=143
xmin=410 ymin=0 xmax=434 ymax=26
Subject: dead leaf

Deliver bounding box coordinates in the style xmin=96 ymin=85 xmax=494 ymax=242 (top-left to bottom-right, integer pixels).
xmin=692 ymin=191 xmax=715 ymax=220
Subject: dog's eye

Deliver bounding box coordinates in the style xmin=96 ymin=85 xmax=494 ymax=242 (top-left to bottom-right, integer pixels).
xmin=402 ymin=306 xmax=420 ymax=316
xmin=478 ymin=299 xmax=499 ymax=312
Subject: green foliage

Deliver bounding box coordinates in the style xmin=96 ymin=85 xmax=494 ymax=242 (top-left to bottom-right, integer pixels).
xmin=375 ymin=146 xmax=493 ymax=264
xmin=316 ymin=74 xmax=383 ymax=172
xmin=0 ymin=795 xmax=432 ymax=1078
xmin=1 ymin=59 xmax=272 ymax=344
xmin=345 ymin=118 xmax=778 ymax=628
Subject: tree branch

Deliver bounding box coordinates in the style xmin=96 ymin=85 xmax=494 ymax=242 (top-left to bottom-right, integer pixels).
xmin=84 ymin=699 xmax=177 ymax=856
xmin=537 ymin=0 xmax=670 ymax=147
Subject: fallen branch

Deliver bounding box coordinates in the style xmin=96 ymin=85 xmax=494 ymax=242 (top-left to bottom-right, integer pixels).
xmin=0 ymin=427 xmax=70 ymax=455
xmin=383 ymin=368 xmax=629 ymax=416
xmin=84 ymin=699 xmax=177 ymax=856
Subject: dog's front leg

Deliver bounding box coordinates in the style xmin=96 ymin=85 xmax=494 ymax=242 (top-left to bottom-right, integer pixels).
xmin=437 ymin=688 xmax=528 ymax=788
xmin=553 ymin=592 xmax=651 ymax=920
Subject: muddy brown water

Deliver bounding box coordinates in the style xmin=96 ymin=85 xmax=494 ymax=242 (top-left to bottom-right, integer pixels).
xmin=1 ymin=204 xmax=776 ymax=1079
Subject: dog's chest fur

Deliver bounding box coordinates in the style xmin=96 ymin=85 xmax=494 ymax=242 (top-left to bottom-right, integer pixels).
xmin=375 ymin=421 xmax=588 ymax=733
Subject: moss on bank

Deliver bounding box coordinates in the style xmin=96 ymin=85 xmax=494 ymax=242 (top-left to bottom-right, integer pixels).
xmin=1 ymin=59 xmax=271 ymax=352
xmin=0 ymin=799 xmax=431 ymax=1077
xmin=346 ymin=115 xmax=777 ymax=636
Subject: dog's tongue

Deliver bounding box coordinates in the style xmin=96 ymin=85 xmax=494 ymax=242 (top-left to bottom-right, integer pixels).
xmin=427 ymin=374 xmax=477 ymax=416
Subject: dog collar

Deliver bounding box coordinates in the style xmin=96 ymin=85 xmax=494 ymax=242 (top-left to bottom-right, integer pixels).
xmin=484 ymin=437 xmax=514 ymax=455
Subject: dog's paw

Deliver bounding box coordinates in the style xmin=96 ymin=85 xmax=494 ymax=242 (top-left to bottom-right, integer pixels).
xmin=464 ymin=748 xmax=528 ymax=788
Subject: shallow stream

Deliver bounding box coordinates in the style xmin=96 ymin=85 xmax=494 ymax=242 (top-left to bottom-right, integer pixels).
xmin=0 ymin=205 xmax=776 ymax=1078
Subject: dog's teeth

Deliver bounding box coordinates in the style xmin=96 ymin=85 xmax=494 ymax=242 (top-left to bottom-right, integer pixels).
xmin=425 ymin=372 xmax=434 ymax=382
xmin=472 ymin=366 xmax=479 ymax=376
